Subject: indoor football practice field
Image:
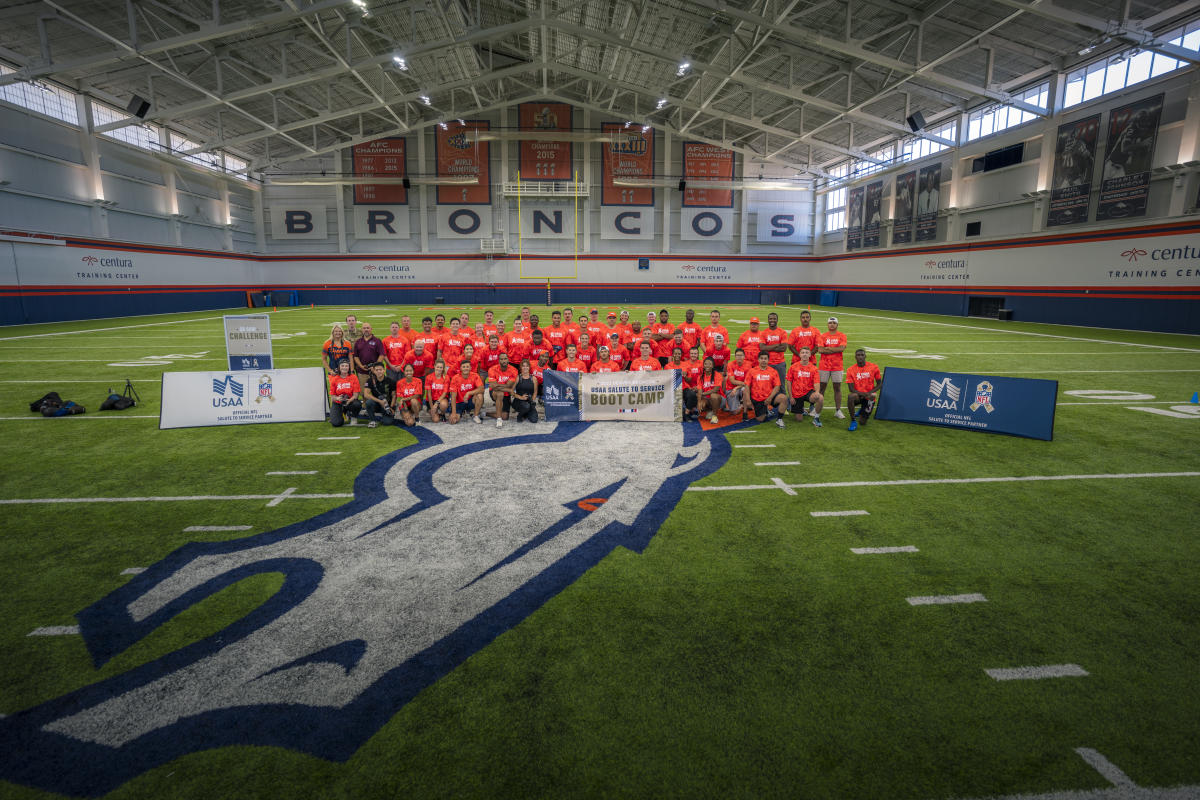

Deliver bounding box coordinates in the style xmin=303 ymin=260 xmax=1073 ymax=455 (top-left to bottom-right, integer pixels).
xmin=1 ymin=302 xmax=1198 ymax=800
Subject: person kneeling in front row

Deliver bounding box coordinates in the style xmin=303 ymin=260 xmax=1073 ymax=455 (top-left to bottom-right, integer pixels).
xmin=362 ymin=362 xmax=397 ymax=428
xmin=328 ymin=361 xmax=363 ymax=427
xmin=510 ymin=359 xmax=539 ymax=423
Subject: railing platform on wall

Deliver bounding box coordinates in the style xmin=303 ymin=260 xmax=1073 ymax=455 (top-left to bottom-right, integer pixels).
xmin=501 ymin=181 xmax=588 ymax=197
xmin=480 ymin=238 xmax=506 ymax=254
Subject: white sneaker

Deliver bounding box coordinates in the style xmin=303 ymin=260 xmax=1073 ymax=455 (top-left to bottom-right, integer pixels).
xmin=496 ymin=418 xmax=503 ymax=428
xmin=708 ymin=412 xmax=717 ymax=422
xmin=775 ymin=417 xmax=785 ymax=428
xmin=473 ymin=414 xmax=482 ymax=424
xmin=834 ymin=410 xmax=845 ymax=419
xmin=349 ymin=416 xmax=358 ymax=426
xmin=367 ymin=420 xmax=377 ymax=428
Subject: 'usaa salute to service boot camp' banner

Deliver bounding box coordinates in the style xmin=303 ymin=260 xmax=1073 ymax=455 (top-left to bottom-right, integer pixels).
xmin=874 ymin=366 xmax=1057 ymax=440
xmin=542 ymin=370 xmax=683 ymax=422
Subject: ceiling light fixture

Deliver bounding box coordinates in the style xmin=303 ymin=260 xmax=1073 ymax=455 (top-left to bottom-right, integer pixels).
xmin=393 ymin=55 xmax=408 ymax=70
xmin=438 ymin=121 xmax=447 ymax=130
xmin=656 ymin=98 xmax=667 ymax=110
xmin=419 ymin=95 xmax=432 ymax=106
xmin=641 ymin=124 xmax=651 ymax=133
xmin=676 ymin=60 xmax=690 ymax=77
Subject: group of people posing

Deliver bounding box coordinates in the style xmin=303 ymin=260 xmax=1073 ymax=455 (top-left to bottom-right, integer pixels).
xmin=322 ymin=306 xmax=882 ymax=431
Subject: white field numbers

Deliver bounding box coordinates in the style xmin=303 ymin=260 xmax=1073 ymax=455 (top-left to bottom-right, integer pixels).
xmin=1062 ymin=389 xmax=1200 ymax=419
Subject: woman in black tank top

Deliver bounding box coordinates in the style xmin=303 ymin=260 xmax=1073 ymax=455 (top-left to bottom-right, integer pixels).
xmin=511 ymin=359 xmax=539 ymax=423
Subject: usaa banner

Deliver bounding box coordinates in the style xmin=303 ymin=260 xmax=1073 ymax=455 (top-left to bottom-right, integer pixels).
xmin=874 ymin=366 xmax=1057 ymax=441
xmin=519 ymin=102 xmax=573 ymax=180
xmin=159 ymin=367 xmax=327 ymax=429
xmin=681 ymin=142 xmax=734 ymax=241
xmin=436 ymin=120 xmax=492 ymax=239
xmin=601 ymin=123 xmax=655 ymax=240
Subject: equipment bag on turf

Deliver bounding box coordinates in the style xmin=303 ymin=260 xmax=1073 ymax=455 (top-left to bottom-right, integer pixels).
xmin=45 ymin=400 xmax=85 ymax=417
xmin=100 ymin=392 xmax=135 ymax=410
xmin=30 ymin=392 xmax=62 ymax=413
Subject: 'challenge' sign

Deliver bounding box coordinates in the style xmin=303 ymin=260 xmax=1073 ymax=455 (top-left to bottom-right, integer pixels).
xmin=224 ymin=314 xmax=273 ymax=370
xmin=874 ymin=366 xmax=1057 ymax=440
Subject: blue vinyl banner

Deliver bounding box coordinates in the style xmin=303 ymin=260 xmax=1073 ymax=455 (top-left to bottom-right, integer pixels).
xmin=875 ymin=367 xmax=1058 ymax=440
xmin=542 ymin=370 xmax=582 ymax=421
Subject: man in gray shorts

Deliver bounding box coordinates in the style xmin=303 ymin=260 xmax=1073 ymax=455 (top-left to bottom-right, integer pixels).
xmin=817 ymin=316 xmax=848 ymax=420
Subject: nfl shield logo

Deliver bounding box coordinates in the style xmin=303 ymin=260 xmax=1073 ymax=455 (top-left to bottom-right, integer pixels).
xmin=255 ymin=375 xmax=276 ymax=404
xmin=970 ymin=381 xmax=995 ymax=413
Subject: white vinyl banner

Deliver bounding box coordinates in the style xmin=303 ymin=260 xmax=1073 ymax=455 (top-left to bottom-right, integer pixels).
xmin=582 ymin=369 xmax=682 ymax=422
xmin=755 ymin=202 xmax=812 ymax=244
xmin=436 ymin=205 xmax=493 ymax=239
xmin=600 ymin=206 xmax=655 ymax=239
xmin=680 ymin=207 xmax=733 ymax=241
xmin=353 ymin=206 xmax=411 ymax=239
xmin=269 ymin=205 xmax=328 ymax=239
xmin=519 ymin=204 xmax=577 ymax=239
xmin=160 ymin=367 xmax=327 ymax=429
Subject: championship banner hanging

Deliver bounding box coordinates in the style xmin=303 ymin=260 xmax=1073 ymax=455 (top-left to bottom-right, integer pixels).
xmin=862 ymin=180 xmax=883 ymax=248
xmin=542 ymin=369 xmax=683 ymax=422
xmin=519 ymin=102 xmax=573 ymax=180
xmin=159 ymin=367 xmax=327 ymax=429
xmin=892 ymin=170 xmax=916 ymax=245
xmin=1047 ymin=115 xmax=1099 ymax=227
xmin=436 ymin=120 xmax=491 ymax=205
xmin=874 ymin=366 xmax=1057 ymax=441
xmin=601 ymin=123 xmax=654 ymax=206
xmin=223 ymin=313 xmax=273 ymax=370
xmin=915 ymin=163 xmax=941 ymax=242
xmin=846 ymin=186 xmax=864 ymax=250
xmin=351 ymin=137 xmax=407 ymax=205
xmin=682 ymin=143 xmax=734 ymax=208
xmin=1097 ymin=93 xmax=1163 ymax=221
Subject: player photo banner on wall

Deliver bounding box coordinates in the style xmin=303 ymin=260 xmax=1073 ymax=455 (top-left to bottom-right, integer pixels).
xmin=351 ymin=138 xmax=407 ymax=205
xmin=1097 ymin=93 xmax=1163 ymax=221
xmin=846 ymin=186 xmax=864 ymax=250
xmin=519 ymin=103 xmax=572 ymax=181
xmin=1047 ymin=114 xmax=1100 ymax=227
xmin=863 ymin=180 xmax=884 ymax=248
xmin=892 ymin=170 xmax=916 ymax=244
xmin=915 ymin=163 xmax=942 ymax=242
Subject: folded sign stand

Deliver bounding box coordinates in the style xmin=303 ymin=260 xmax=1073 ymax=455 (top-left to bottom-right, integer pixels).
xmin=874 ymin=366 xmax=1057 ymax=440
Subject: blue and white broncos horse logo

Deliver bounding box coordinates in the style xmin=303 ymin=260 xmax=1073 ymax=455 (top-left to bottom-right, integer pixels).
xmin=0 ymin=421 xmax=733 ymax=796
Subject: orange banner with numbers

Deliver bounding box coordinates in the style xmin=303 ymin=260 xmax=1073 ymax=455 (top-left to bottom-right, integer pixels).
xmin=436 ymin=121 xmax=491 ymax=205
xmin=601 ymin=123 xmax=654 ymax=206
xmin=519 ymin=103 xmax=572 ymax=181
xmin=351 ymin=138 xmax=407 ymax=205
xmin=682 ymin=143 xmax=734 ymax=208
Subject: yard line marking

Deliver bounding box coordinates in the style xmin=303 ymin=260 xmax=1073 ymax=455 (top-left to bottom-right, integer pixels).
xmin=727 ymin=430 xmax=758 ymax=434
xmin=120 ymin=568 xmax=146 ymax=575
xmin=907 ymin=593 xmax=987 ymax=605
xmin=811 ymin=510 xmax=870 ymax=517
xmin=318 ymin=436 xmax=360 ymax=440
xmin=1075 ymin=748 xmax=1137 ymax=788
xmin=734 ymin=444 xmax=776 ymax=448
xmin=28 ymin=626 xmax=80 ymax=636
xmin=0 ymin=313 xmax=243 ymax=342
xmin=756 ymin=461 xmax=801 ymax=466
xmin=184 ymin=525 xmax=252 ymax=532
xmin=851 ymin=546 xmax=919 ymax=554
xmin=686 ymin=471 xmax=1200 ymax=493
xmin=296 ymin=451 xmax=341 ymax=456
xmin=770 ymin=477 xmax=797 ymax=496
xmin=266 ymin=471 xmax=318 ymax=475
xmin=1057 ymin=400 xmax=1184 ymax=405
xmin=985 ymin=664 xmax=1089 ymax=681
xmin=266 ymin=487 xmax=297 ymax=507
xmin=0 ymin=415 xmax=159 ymax=420
xmin=0 ymin=493 xmax=354 ymax=505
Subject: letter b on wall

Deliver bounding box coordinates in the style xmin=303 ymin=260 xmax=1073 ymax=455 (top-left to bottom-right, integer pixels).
xmin=270 ymin=205 xmax=328 ymax=239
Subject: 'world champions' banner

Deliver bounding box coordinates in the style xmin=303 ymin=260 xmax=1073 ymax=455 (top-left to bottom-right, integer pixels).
xmin=874 ymin=366 xmax=1057 ymax=441
xmin=915 ymin=163 xmax=941 ymax=242
xmin=436 ymin=120 xmax=490 ymax=205
xmin=1097 ymin=93 xmax=1163 ymax=221
xmin=542 ymin=369 xmax=683 ymax=422
xmin=1047 ymin=114 xmax=1099 ymax=227
xmin=846 ymin=186 xmax=864 ymax=250
xmin=862 ymin=180 xmax=883 ymax=248
xmin=892 ymin=170 xmax=916 ymax=244
xmin=519 ymin=102 xmax=572 ymax=180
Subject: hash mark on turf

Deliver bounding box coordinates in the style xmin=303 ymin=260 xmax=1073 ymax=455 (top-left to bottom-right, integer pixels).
xmin=267 ymin=487 xmax=297 ymax=507
xmin=295 ymin=451 xmax=341 ymax=456
xmin=907 ymin=593 xmax=987 ymax=605
xmin=985 ymin=664 xmax=1088 ymax=681
xmin=184 ymin=525 xmax=252 ymax=532
xmin=1075 ymin=748 xmax=1137 ymax=788
xmin=734 ymin=444 xmax=776 ymax=448
xmin=770 ymin=477 xmax=797 ymax=496
xmin=727 ymin=430 xmax=757 ymax=434
xmin=811 ymin=510 xmax=869 ymax=517
xmin=120 ymin=568 xmax=146 ymax=575
xmin=851 ymin=546 xmax=918 ymax=554
xmin=28 ymin=626 xmax=80 ymax=636
xmin=318 ymin=436 xmax=359 ymax=440
xmin=266 ymin=471 xmax=318 ymax=475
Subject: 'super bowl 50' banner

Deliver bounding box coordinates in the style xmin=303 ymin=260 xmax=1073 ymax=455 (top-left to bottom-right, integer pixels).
xmin=874 ymin=366 xmax=1057 ymax=440
xmin=160 ymin=367 xmax=327 ymax=429
xmin=543 ymin=369 xmax=682 ymax=422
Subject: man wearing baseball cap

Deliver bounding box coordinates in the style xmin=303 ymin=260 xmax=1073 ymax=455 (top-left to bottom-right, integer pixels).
xmin=737 ymin=317 xmax=767 ymax=365
xmin=817 ymin=316 xmax=848 ymax=420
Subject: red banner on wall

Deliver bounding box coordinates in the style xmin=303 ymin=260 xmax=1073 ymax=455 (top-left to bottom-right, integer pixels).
xmin=682 ymin=143 xmax=734 ymax=207
xmin=351 ymin=138 xmax=407 ymax=205
xmin=436 ymin=121 xmax=491 ymax=205
xmin=601 ymin=123 xmax=654 ymax=206
xmin=519 ymin=103 xmax=573 ymax=181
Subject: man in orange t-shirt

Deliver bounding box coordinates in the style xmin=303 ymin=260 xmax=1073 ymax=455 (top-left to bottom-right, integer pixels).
xmin=584 ymin=309 xmax=607 ymax=347
xmin=762 ymin=312 xmax=789 ymax=383
xmin=614 ymin=310 xmax=634 ymax=346
xmin=844 ymin=348 xmax=883 ymax=431
xmin=724 ymin=348 xmax=752 ymax=420
xmin=556 ymin=344 xmax=588 ymax=373
xmin=381 ymin=321 xmax=410 ymax=379
xmin=747 ymin=352 xmax=788 ymax=427
xmin=398 ymin=314 xmax=418 ymax=344
xmin=575 ymin=332 xmax=598 ymax=371
xmin=707 ymin=333 xmax=732 ymax=372
xmin=438 ymin=319 xmax=469 ymax=374
xmin=543 ymin=310 xmax=571 ymax=359
xmin=402 ymin=340 xmax=435 ymax=379
xmin=562 ymin=308 xmax=582 ymax=348
xmin=503 ymin=320 xmax=531 ymax=365
xmin=412 ymin=317 xmax=440 ymax=362
xmin=486 ymin=353 xmax=519 ymax=427
xmin=817 ymin=316 xmax=849 ymax=419
xmin=605 ymin=332 xmax=630 ymax=369
xmin=448 ymin=360 xmax=485 ymax=424
xmin=701 ymin=309 xmax=730 ymax=355
xmin=393 ymin=364 xmax=424 ymax=427
xmin=676 ymin=309 xmax=702 ymax=356
xmin=591 ymin=346 xmax=623 ymax=373
xmin=786 ymin=346 xmax=823 ymax=427
xmin=650 ymin=308 xmax=676 ymax=366
xmin=628 ymin=341 xmax=660 ymax=372
xmin=737 ymin=317 xmax=767 ymax=366
xmin=788 ymin=309 xmax=821 ymax=366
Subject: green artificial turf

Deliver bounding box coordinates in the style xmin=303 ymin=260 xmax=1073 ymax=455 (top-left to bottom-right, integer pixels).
xmin=1 ymin=303 xmax=1198 ymax=799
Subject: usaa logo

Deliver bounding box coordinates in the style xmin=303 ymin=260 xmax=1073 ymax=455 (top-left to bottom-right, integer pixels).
xmin=212 ymin=374 xmax=245 ymax=407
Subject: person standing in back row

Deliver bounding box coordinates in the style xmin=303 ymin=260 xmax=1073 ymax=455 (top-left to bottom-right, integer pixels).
xmin=762 ymin=312 xmax=788 ymax=384
xmin=817 ymin=316 xmax=848 ymax=420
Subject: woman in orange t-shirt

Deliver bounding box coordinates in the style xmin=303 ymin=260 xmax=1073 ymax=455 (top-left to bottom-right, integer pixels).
xmin=424 ymin=360 xmax=452 ymax=423
xmin=394 ymin=364 xmax=424 ymax=427
xmin=698 ymin=357 xmax=725 ymax=423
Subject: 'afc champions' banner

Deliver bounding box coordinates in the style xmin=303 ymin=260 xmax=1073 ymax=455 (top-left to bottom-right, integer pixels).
xmin=874 ymin=366 xmax=1057 ymax=441
xmin=1047 ymin=114 xmax=1099 ymax=227
xmin=681 ymin=143 xmax=734 ymax=241
xmin=601 ymin=123 xmax=655 ymax=240
xmin=862 ymin=179 xmax=883 ymax=248
xmin=519 ymin=102 xmax=572 ymax=180
xmin=915 ymin=163 xmax=941 ymax=242
xmin=351 ymin=137 xmax=407 ymax=204
xmin=1097 ymin=93 xmax=1163 ymax=221
xmin=159 ymin=367 xmax=327 ymax=429
xmin=542 ymin=369 xmax=683 ymax=422
xmin=892 ymin=170 xmax=916 ymax=244
xmin=846 ymin=186 xmax=864 ymax=250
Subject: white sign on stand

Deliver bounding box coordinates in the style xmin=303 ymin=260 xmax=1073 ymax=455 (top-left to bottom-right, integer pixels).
xmin=160 ymin=367 xmax=327 ymax=429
